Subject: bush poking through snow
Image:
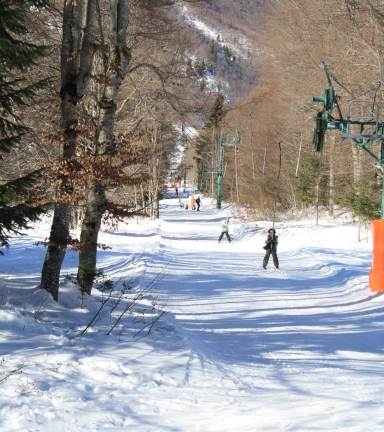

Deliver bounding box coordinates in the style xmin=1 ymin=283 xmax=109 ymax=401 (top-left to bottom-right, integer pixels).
xmin=0 ymin=357 xmax=26 ymax=386
xmin=79 ymin=266 xmax=169 ymax=339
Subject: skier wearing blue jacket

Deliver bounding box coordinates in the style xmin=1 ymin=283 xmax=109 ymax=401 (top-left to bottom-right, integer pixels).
xmin=263 ymin=228 xmax=279 ymax=269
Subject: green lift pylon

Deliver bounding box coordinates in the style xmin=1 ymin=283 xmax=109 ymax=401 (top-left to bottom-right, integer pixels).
xmin=201 ymin=134 xmax=240 ymax=209
xmin=312 ymin=61 xmax=384 ymax=218
xmin=216 ymin=134 xmax=240 ymax=209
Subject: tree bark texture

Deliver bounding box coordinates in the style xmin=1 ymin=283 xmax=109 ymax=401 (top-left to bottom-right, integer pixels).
xmin=77 ymin=0 xmax=130 ymax=293
xmin=140 ymin=184 xmax=146 ymax=214
xmin=351 ymin=142 xmax=362 ymax=182
xmin=77 ymin=182 xmax=106 ymax=293
xmin=40 ymin=0 xmax=96 ymax=301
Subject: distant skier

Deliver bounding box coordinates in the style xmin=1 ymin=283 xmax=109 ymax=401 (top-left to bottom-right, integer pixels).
xmin=218 ymin=219 xmax=231 ymax=243
xmin=263 ymin=228 xmax=279 ymax=269
xmin=195 ymin=196 xmax=201 ymax=211
xmin=175 ymin=187 xmax=178 ymax=196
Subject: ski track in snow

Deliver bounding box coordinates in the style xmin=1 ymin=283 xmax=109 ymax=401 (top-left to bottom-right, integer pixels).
xmin=0 ymin=193 xmax=384 ymax=431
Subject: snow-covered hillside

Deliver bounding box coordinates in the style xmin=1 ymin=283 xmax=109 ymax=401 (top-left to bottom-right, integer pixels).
xmin=0 ymin=192 xmax=383 ymax=431
xmin=177 ymin=4 xmax=252 ymax=59
xmin=174 ymin=2 xmax=259 ymax=101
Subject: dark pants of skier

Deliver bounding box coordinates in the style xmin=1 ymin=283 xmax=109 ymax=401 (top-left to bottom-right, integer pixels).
xmin=263 ymin=248 xmax=279 ymax=268
xmin=218 ymin=232 xmax=231 ymax=242
xmin=196 ymin=203 xmax=200 ymax=211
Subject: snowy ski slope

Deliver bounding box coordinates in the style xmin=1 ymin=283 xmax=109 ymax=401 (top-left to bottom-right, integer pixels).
xmin=0 ymin=193 xmax=383 ymax=431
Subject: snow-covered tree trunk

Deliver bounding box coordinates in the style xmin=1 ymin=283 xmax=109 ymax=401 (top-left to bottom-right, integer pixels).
xmin=77 ymin=0 xmax=130 ymax=293
xmin=40 ymin=0 xmax=96 ymax=301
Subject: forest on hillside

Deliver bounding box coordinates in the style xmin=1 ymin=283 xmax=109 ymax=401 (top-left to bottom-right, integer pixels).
xmin=194 ymin=0 xmax=384 ymax=228
xmin=1 ymin=0 xmax=383 ymax=302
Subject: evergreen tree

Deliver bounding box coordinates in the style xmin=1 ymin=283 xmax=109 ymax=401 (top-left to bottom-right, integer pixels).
xmin=200 ymin=77 xmax=207 ymax=91
xmin=295 ymin=153 xmax=328 ymax=207
xmin=186 ymin=58 xmax=194 ymax=76
xmin=195 ymin=93 xmax=225 ymax=193
xmin=340 ymin=178 xmax=381 ymax=221
xmin=194 ymin=57 xmax=206 ymax=76
xmin=223 ymin=45 xmax=231 ymax=61
xmin=208 ymin=39 xmax=218 ymax=64
xmin=0 ymin=0 xmax=49 ymax=252
xmin=205 ymin=92 xmax=224 ymax=129
xmin=295 ymin=154 xmax=320 ymax=205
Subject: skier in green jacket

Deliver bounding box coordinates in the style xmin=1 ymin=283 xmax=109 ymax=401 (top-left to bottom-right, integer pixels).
xmin=263 ymin=228 xmax=279 ymax=269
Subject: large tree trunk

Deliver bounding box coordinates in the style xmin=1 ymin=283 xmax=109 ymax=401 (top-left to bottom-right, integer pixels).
xmin=40 ymin=204 xmax=72 ymax=300
xmin=77 ymin=183 xmax=106 ymax=293
xmin=40 ymin=0 xmax=96 ymax=301
xmin=77 ymin=0 xmax=130 ymax=293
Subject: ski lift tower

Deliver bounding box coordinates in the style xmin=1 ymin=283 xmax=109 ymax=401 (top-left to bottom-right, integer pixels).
xmin=311 ymin=61 xmax=384 ymax=291
xmin=203 ymin=134 xmax=240 ymax=209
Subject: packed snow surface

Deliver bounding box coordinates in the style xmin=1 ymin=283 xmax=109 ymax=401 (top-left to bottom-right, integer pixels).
xmin=0 ymin=193 xmax=383 ymax=431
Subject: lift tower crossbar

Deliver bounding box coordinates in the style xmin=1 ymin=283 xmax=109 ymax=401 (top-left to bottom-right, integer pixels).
xmin=312 ymin=61 xmax=384 ymax=218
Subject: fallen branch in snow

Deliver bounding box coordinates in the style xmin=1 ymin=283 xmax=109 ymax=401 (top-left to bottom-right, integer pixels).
xmin=80 ymin=290 xmax=115 ymax=334
xmin=0 ymin=357 xmax=26 ymax=385
xmin=80 ymin=263 xmax=170 ymax=338
xmin=22 ymin=292 xmax=51 ymax=321
xmin=132 ymin=293 xmax=168 ymax=341
xmin=18 ymin=375 xmax=42 ymax=396
xmin=107 ymin=264 xmax=170 ymax=336
xmin=80 ymin=273 xmax=130 ymax=334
